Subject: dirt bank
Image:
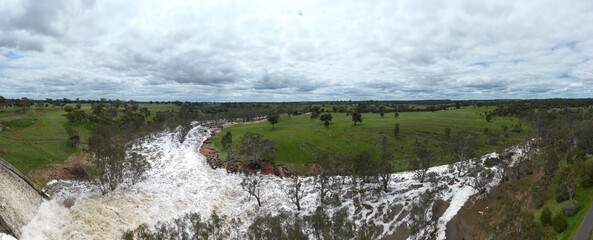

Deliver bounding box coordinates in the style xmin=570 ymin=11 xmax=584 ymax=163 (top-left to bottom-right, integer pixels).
xmin=28 ymin=152 xmax=88 ymax=186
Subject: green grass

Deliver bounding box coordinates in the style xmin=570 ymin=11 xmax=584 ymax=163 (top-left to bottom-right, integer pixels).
xmin=211 ymin=107 xmax=529 ymax=171
xmin=0 ymin=104 xmax=180 ymax=175
xmin=0 ymin=107 xmax=87 ymax=175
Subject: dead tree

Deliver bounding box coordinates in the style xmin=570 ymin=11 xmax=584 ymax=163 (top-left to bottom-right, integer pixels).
xmin=288 ymin=176 xmax=306 ymax=211
xmin=241 ymin=174 xmax=262 ymax=207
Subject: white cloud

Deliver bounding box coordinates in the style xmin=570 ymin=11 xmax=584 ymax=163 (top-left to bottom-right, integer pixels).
xmin=0 ymin=0 xmax=592 ymax=101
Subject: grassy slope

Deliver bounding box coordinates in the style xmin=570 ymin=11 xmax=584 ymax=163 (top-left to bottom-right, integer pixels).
xmin=0 ymin=107 xmax=79 ymax=174
xmin=211 ymin=107 xmax=529 ymax=171
xmin=0 ymin=103 xmax=179 ymax=175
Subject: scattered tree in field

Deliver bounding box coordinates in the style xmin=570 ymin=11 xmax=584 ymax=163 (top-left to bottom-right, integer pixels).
xmin=237 ymin=132 xmax=276 ymax=167
xmin=221 ymin=131 xmax=232 ymax=150
xmin=319 ymin=113 xmax=333 ymax=127
xmin=444 ymin=127 xmax=451 ymax=139
xmin=408 ymin=141 xmax=433 ymax=182
xmin=64 ymin=105 xmax=75 ymax=112
xmin=451 ymin=131 xmax=475 ymax=177
xmin=287 ymin=176 xmax=306 ymax=211
xmin=267 ymin=112 xmax=280 ymax=129
xmin=351 ymin=111 xmax=362 ymax=126
xmin=65 ymin=127 xmax=80 ymax=147
xmin=394 ymin=112 xmax=399 ymax=118
xmin=393 ymin=123 xmax=400 ymax=137
xmin=241 ymin=174 xmax=262 ymax=207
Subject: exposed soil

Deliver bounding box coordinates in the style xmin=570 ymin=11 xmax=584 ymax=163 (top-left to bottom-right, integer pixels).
xmin=28 ymin=152 xmax=88 ymax=186
xmin=445 ymin=173 xmax=541 ymax=239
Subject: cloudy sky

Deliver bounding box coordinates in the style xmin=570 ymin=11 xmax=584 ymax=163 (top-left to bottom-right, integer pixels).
xmin=1 ymin=0 xmax=592 ymax=101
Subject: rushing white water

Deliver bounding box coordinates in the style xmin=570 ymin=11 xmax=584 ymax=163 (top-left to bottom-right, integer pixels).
xmin=19 ymin=124 xmax=530 ymax=239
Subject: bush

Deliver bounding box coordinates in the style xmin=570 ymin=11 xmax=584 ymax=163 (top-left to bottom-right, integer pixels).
xmin=540 ymin=207 xmax=552 ymax=226
xmin=552 ymin=213 xmax=568 ymax=233
xmin=562 ymin=200 xmax=580 ymax=216
xmin=580 ymin=160 xmax=593 ymax=188
xmin=555 ymin=184 xmax=570 ymax=203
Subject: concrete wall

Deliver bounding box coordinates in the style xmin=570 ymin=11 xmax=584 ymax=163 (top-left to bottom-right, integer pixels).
xmin=0 ymin=158 xmax=48 ymax=238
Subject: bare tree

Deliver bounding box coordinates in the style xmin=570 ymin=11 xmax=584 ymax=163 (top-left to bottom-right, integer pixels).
xmin=287 ymin=176 xmax=306 ymax=211
xmin=408 ymin=141 xmax=433 ymax=182
xmin=451 ymin=131 xmax=475 ymax=177
xmin=465 ymin=161 xmax=495 ymax=196
xmin=128 ymin=152 xmax=149 ymax=185
xmin=241 ymin=174 xmax=263 ymax=207
xmin=378 ymin=136 xmax=393 ymax=192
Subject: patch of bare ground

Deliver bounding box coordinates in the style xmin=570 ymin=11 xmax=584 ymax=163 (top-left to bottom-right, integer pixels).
xmin=446 ymin=173 xmax=547 ymax=240
xmin=28 ymin=152 xmax=88 ymax=186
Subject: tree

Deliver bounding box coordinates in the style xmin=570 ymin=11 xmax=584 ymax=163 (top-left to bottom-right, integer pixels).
xmin=128 ymin=152 xmax=149 ymax=185
xmin=552 ymin=213 xmax=567 ymax=233
xmin=287 ymin=176 xmax=305 ymax=211
xmin=221 ymin=131 xmax=233 ymax=150
xmin=267 ymin=112 xmax=280 ymax=129
xmin=394 ymin=112 xmax=399 ymax=118
xmin=64 ymin=105 xmax=75 ymax=112
xmin=237 ymin=132 xmax=276 ymax=167
xmin=66 ymin=109 xmax=87 ymax=123
xmin=319 ymin=113 xmax=333 ymax=127
xmin=378 ymin=136 xmax=393 ymax=192
xmin=408 ymin=141 xmax=433 ymax=182
xmin=65 ymin=127 xmax=80 ymax=147
xmin=451 ymin=131 xmax=475 ymax=177
xmin=241 ymin=174 xmax=262 ymax=207
xmin=393 ymin=123 xmax=400 ymax=137
xmin=540 ymin=207 xmax=552 ymax=226
xmin=444 ymin=127 xmax=451 ymax=139
xmin=351 ymin=111 xmax=362 ymax=126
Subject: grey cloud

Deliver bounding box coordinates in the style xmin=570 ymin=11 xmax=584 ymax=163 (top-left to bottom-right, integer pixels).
xmin=1 ymin=0 xmax=593 ymax=101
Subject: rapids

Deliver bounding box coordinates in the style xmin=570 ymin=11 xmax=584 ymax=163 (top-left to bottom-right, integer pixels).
xmin=21 ymin=124 xmax=311 ymax=239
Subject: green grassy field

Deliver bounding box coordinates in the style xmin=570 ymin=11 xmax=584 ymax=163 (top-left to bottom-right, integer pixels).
xmin=211 ymin=106 xmax=530 ymax=171
xmin=0 ymin=103 xmax=179 ymax=175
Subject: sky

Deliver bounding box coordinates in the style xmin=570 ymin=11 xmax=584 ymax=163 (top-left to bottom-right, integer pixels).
xmin=1 ymin=0 xmax=592 ymax=102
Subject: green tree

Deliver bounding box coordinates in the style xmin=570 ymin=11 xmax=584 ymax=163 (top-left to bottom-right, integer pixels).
xmin=394 ymin=112 xmax=399 ymax=118
xmin=552 ymin=213 xmax=567 ymax=233
xmin=540 ymin=207 xmax=552 ymax=226
xmin=351 ymin=111 xmax=362 ymax=126
xmin=65 ymin=127 xmax=80 ymax=147
xmin=319 ymin=113 xmax=333 ymax=127
xmin=393 ymin=123 xmax=400 ymax=137
xmin=237 ymin=132 xmax=275 ymax=167
xmin=221 ymin=132 xmax=233 ymax=150
xmin=267 ymin=112 xmax=280 ymax=129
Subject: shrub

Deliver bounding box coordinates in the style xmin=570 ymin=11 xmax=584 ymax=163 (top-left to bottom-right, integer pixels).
xmin=552 ymin=213 xmax=568 ymax=233
xmin=540 ymin=207 xmax=552 ymax=226
xmin=562 ymin=200 xmax=580 ymax=216
xmin=555 ymin=183 xmax=570 ymax=203
xmin=580 ymin=160 xmax=593 ymax=188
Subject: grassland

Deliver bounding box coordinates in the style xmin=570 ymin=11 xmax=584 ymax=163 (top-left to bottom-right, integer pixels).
xmin=211 ymin=106 xmax=530 ymax=171
xmin=0 ymin=103 xmax=179 ymax=175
